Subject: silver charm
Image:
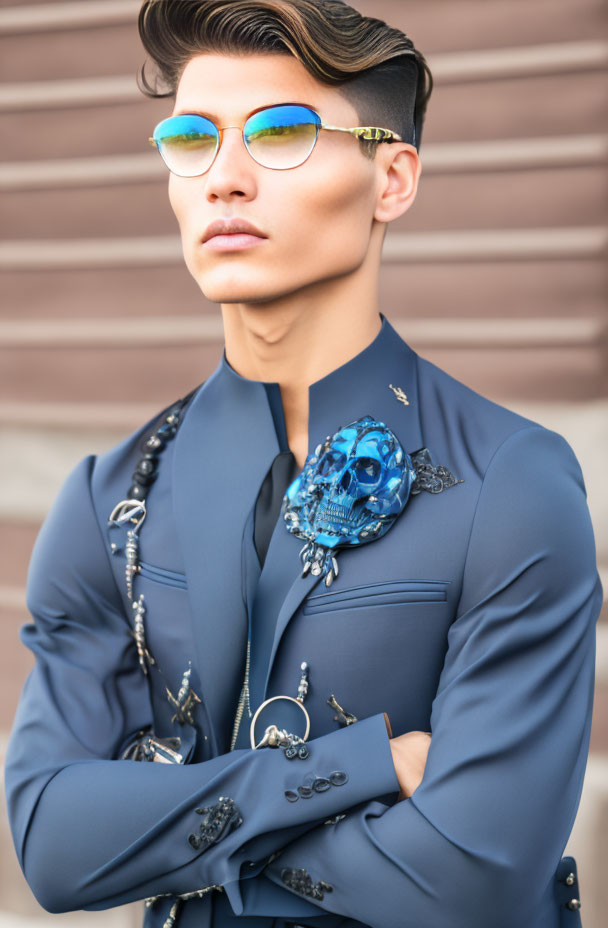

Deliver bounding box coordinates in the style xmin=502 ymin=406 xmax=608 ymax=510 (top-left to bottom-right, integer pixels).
xmin=250 ymin=663 xmax=312 ymax=758
xmin=162 ymin=900 xmax=179 ymax=928
xmin=145 ymin=883 xmax=224 ymax=926
xmin=250 ymin=694 xmax=311 ymax=756
xmin=256 ymin=725 xmax=310 ymax=760
xmin=297 ymin=661 xmax=310 ymax=701
xmin=326 ymin=693 xmax=358 ymax=726
xmin=107 ymin=499 xmax=147 ymax=601
xmin=299 ymin=542 xmax=339 ymax=588
xmin=323 ymin=812 xmax=347 ymax=825
xmin=166 ymin=662 xmax=202 ymax=726
xmin=131 ymin=593 xmax=155 ymax=675
xmin=120 ymin=729 xmax=184 ymax=764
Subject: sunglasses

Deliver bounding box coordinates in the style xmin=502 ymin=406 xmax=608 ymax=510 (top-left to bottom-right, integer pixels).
xmin=148 ymin=102 xmax=403 ymax=177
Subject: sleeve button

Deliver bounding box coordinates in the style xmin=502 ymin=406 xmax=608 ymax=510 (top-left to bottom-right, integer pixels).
xmin=312 ymin=776 xmax=331 ymax=792
xmin=329 ymin=770 xmax=349 ymax=786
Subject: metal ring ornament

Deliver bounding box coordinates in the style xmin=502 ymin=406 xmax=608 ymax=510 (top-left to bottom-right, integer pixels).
xmin=250 ymin=695 xmax=311 ymax=750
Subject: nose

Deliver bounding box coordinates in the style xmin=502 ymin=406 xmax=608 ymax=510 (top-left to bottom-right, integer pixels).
xmin=213 ymin=125 xmax=249 ymax=164
xmin=203 ymin=125 xmax=256 ymax=200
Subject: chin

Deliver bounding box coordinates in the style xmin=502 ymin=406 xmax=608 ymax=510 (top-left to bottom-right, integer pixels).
xmin=194 ymin=276 xmax=277 ymax=305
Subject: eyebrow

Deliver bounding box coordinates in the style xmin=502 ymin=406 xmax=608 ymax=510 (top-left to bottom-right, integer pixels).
xmin=172 ymin=108 xmax=220 ymax=120
xmin=171 ymin=101 xmax=314 ymax=120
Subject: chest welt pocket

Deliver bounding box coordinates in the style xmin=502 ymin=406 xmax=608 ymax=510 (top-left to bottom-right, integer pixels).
xmin=137 ymin=559 xmax=188 ymax=590
xmin=302 ymin=579 xmax=450 ymax=615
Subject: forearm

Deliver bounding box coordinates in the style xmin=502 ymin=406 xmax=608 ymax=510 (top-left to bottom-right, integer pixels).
xmin=8 ymin=709 xmax=399 ymax=914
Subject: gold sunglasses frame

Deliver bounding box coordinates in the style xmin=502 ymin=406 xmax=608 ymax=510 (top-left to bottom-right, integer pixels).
xmin=147 ymin=101 xmax=403 ymax=174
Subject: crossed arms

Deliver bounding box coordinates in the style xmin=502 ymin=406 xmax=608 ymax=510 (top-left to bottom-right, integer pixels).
xmin=4 ymin=425 xmax=602 ymax=928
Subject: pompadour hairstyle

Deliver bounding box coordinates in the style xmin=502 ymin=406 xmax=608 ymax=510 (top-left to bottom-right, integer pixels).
xmin=137 ymin=0 xmax=433 ymax=157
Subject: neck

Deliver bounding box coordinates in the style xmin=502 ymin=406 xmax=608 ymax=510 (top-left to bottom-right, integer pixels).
xmin=220 ymin=281 xmax=382 ymax=469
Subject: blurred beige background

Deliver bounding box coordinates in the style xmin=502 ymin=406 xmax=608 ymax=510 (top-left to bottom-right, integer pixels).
xmin=0 ymin=0 xmax=607 ymax=925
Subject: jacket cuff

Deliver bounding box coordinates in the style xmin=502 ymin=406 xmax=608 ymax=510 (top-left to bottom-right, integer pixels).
xmin=225 ymin=711 xmax=401 ymax=915
xmin=310 ymin=709 xmax=401 ymax=806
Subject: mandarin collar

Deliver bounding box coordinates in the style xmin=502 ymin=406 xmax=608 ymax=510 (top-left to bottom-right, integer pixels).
xmin=212 ymin=311 xmax=423 ymax=458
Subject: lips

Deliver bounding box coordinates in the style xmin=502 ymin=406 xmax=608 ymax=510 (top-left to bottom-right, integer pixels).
xmin=202 ymin=218 xmax=267 ymax=243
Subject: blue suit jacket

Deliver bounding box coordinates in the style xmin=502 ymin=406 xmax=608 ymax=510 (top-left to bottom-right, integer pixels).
xmin=3 ymin=313 xmax=601 ymax=928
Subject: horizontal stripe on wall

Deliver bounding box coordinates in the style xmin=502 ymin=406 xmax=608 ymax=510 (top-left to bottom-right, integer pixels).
xmin=1 ymin=134 xmax=606 ymax=190
xmin=0 ymin=0 xmax=141 ymax=34
xmin=0 ymin=315 xmax=603 ymax=349
xmin=0 ymin=227 xmax=605 ymax=269
xmin=0 ymin=40 xmax=606 ymax=108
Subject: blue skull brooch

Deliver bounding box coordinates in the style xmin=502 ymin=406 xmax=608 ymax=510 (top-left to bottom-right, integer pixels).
xmin=281 ymin=415 xmax=463 ymax=587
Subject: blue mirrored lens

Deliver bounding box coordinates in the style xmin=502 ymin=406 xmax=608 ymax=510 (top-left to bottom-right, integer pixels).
xmin=244 ymin=105 xmax=320 ymax=168
xmin=153 ymin=114 xmax=218 ymax=176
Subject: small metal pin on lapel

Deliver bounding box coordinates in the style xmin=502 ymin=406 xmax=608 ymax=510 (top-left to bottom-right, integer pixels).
xmin=388 ymin=384 xmax=409 ymax=406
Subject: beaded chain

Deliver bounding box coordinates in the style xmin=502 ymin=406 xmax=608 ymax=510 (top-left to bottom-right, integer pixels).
xmin=127 ymin=389 xmax=200 ymax=502
xmin=107 ymin=387 xmax=202 ymax=763
xmin=106 ymin=386 xmax=228 ymax=927
xmin=106 ymin=384 xmax=361 ymax=926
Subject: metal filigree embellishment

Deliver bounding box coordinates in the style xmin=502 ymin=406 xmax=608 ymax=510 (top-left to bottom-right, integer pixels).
xmin=247 ymin=663 xmax=312 ymax=760
xmin=388 ymin=383 xmax=410 ymax=405
xmin=282 ymin=415 xmax=464 ymax=586
xmin=145 ymin=885 xmax=225 ymax=928
xmin=297 ymin=660 xmax=310 ymax=701
xmin=280 ymin=867 xmax=334 ymax=900
xmin=256 ymin=725 xmax=310 ymax=760
xmin=323 ymin=813 xmax=347 ymax=825
xmin=166 ymin=662 xmax=202 ymax=726
xmin=131 ymin=593 xmax=156 ymax=675
xmin=107 ymin=499 xmax=147 ymax=601
xmin=326 ymin=693 xmax=358 ymax=726
xmin=120 ymin=728 xmax=184 ymax=764
xmin=230 ymin=638 xmax=252 ymax=751
xmin=188 ymin=796 xmax=244 ymax=851
xmin=409 ymin=448 xmax=464 ymax=495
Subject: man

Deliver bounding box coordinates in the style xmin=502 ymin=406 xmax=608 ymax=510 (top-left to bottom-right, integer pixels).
xmin=4 ymin=2 xmax=601 ymax=927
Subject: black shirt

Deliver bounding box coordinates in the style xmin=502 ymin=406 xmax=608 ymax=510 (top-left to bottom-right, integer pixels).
xmin=253 ymin=449 xmax=301 ymax=568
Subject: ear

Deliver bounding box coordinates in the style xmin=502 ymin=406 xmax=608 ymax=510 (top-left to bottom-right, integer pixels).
xmin=373 ymin=144 xmax=421 ymax=224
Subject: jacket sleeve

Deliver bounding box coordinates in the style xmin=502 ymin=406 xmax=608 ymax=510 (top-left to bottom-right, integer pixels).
xmin=240 ymin=425 xmax=603 ymax=928
xmin=2 ymin=453 xmax=401 ymax=915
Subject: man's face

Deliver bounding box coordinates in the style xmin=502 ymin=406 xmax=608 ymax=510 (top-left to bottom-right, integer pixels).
xmin=167 ymin=52 xmax=409 ymax=306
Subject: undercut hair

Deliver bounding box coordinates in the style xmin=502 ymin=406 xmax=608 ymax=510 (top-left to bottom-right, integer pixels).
xmin=137 ymin=0 xmax=433 ymax=158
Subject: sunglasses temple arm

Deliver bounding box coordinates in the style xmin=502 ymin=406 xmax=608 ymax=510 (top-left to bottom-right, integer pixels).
xmin=321 ymin=124 xmax=403 ymax=142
